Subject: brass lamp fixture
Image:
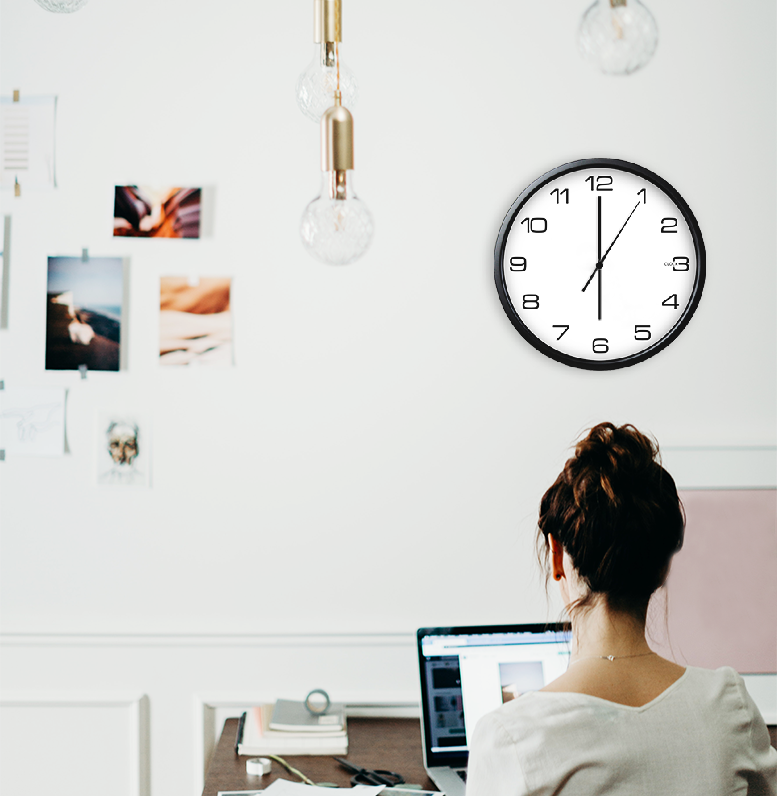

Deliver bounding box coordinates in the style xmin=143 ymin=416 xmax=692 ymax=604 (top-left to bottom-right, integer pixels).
xmin=299 ymin=1 xmax=373 ymax=265
xmin=296 ymin=0 xmax=359 ymax=122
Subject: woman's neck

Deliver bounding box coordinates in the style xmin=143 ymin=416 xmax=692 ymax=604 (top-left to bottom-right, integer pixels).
xmin=569 ymin=600 xmax=651 ymax=661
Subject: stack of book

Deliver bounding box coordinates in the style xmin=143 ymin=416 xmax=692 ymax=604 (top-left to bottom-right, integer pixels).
xmin=236 ymin=699 xmax=348 ymax=756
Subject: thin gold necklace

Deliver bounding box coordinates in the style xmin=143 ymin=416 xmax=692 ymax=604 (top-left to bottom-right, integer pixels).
xmin=569 ymin=651 xmax=657 ymax=666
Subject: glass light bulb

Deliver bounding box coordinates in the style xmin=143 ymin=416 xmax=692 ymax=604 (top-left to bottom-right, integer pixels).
xmin=300 ymin=171 xmax=373 ymax=265
xmin=578 ymin=0 xmax=658 ymax=75
xmin=296 ymin=43 xmax=359 ymax=123
xmin=33 ymin=0 xmax=89 ymax=11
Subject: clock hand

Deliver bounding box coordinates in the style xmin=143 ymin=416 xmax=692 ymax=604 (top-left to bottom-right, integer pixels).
xmin=582 ymin=200 xmax=641 ymax=292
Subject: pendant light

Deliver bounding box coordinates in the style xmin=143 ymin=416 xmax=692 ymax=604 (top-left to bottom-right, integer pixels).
xmin=578 ymin=0 xmax=658 ymax=75
xmin=33 ymin=0 xmax=89 ymax=11
xmin=299 ymin=0 xmax=373 ymax=265
xmin=296 ymin=0 xmax=358 ymax=122
xmin=300 ymin=92 xmax=373 ymax=265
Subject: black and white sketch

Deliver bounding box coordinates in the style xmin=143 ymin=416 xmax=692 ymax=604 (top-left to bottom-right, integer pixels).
xmin=0 ymin=387 xmax=66 ymax=457
xmin=96 ymin=414 xmax=150 ymax=487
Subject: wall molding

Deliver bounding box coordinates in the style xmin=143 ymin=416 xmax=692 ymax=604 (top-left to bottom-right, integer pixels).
xmin=0 ymin=631 xmax=417 ymax=647
xmin=663 ymin=446 xmax=776 ymax=489
xmin=0 ymin=691 xmax=150 ymax=796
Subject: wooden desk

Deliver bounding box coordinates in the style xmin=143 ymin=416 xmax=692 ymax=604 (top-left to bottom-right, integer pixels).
xmin=202 ymin=717 xmax=439 ymax=795
xmin=203 ymin=718 xmax=777 ymax=795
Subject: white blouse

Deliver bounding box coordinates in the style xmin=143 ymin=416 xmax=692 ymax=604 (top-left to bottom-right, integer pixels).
xmin=467 ymin=666 xmax=776 ymax=795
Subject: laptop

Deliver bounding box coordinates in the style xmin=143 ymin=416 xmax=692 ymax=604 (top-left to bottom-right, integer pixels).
xmin=417 ymin=623 xmax=572 ymax=795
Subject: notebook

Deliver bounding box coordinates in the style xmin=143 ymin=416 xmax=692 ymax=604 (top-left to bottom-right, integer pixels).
xmin=417 ymin=623 xmax=572 ymax=796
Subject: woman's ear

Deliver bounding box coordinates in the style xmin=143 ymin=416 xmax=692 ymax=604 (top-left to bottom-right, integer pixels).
xmin=549 ymin=534 xmax=564 ymax=581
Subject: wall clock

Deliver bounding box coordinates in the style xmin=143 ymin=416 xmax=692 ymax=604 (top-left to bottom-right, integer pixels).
xmin=494 ymin=158 xmax=705 ymax=370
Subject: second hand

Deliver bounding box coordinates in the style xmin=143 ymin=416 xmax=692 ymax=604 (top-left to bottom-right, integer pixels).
xmin=582 ymin=200 xmax=641 ymax=293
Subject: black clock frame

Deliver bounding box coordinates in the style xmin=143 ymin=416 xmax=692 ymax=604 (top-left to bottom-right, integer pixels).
xmin=494 ymin=158 xmax=706 ymax=370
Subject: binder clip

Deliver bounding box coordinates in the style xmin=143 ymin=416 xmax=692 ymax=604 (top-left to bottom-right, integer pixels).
xmin=11 ymin=92 xmax=21 ymax=195
xmin=79 ymin=364 xmax=88 ymax=380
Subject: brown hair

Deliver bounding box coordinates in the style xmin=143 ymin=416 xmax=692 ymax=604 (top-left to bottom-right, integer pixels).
xmin=537 ymin=423 xmax=685 ymax=618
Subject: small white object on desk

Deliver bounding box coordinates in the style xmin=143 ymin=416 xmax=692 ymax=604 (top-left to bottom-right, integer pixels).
xmin=246 ymin=757 xmax=272 ymax=776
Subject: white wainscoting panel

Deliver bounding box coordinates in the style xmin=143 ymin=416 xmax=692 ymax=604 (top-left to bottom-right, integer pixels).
xmin=0 ymin=633 xmax=421 ymax=796
xmin=1 ymin=631 xmax=774 ymax=796
xmin=0 ymin=692 xmax=149 ymax=796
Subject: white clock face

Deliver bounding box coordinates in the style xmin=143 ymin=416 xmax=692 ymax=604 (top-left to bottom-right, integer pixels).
xmin=495 ymin=159 xmax=705 ymax=369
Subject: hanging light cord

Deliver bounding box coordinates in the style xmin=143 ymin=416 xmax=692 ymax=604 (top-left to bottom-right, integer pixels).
xmin=335 ymin=0 xmax=341 ymax=98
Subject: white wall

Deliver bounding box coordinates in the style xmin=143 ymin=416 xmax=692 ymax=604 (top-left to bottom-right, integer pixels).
xmin=1 ymin=0 xmax=775 ymax=794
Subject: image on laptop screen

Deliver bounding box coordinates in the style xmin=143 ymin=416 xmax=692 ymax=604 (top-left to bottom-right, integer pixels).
xmin=418 ymin=624 xmax=571 ymax=762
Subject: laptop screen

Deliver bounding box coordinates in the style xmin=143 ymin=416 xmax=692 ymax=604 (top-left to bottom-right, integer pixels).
xmin=417 ymin=624 xmax=572 ymax=767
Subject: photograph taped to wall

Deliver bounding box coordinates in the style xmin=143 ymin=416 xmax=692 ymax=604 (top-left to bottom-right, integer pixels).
xmin=159 ymin=276 xmax=233 ymax=366
xmin=114 ymin=186 xmax=201 ymax=238
xmin=0 ymin=387 xmax=66 ymax=457
xmin=46 ymin=256 xmax=123 ymax=372
xmin=96 ymin=413 xmax=150 ymax=487
xmin=0 ymin=95 xmax=56 ymax=190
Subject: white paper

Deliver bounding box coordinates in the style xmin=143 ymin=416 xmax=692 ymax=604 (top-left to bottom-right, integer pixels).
xmin=0 ymin=95 xmax=57 ymax=190
xmin=217 ymin=792 xmax=263 ymax=796
xmin=261 ymin=781 xmax=385 ymax=794
xmin=0 ymin=387 xmax=66 ymax=457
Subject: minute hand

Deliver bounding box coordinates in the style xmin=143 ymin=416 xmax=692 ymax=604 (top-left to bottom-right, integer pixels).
xmin=582 ymin=201 xmax=641 ymax=292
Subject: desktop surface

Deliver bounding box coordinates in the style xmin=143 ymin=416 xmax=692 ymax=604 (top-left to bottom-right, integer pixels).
xmin=203 ymin=717 xmax=776 ymax=795
xmin=202 ymin=717 xmax=439 ymax=795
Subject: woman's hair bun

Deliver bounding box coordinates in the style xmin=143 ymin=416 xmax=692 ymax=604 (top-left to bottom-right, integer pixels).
xmin=538 ymin=422 xmax=685 ymax=614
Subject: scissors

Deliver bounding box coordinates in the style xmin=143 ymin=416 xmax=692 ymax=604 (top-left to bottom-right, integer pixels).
xmin=333 ymin=757 xmax=405 ymax=787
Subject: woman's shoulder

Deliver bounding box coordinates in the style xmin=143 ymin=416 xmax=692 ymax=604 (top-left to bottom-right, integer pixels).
xmin=480 ymin=690 xmax=594 ymax=740
xmin=681 ymin=665 xmax=751 ymax=701
xmin=485 ymin=665 xmax=748 ymax=732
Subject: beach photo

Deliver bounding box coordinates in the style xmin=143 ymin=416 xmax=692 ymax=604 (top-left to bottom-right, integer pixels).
xmin=46 ymin=256 xmax=123 ymax=372
xmin=113 ymin=186 xmax=201 ymax=238
xmin=159 ymin=276 xmax=233 ymax=366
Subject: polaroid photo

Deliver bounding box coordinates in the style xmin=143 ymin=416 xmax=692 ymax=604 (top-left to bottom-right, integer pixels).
xmin=114 ymin=186 xmax=201 ymax=238
xmin=46 ymin=256 xmax=123 ymax=372
xmin=159 ymin=276 xmax=233 ymax=366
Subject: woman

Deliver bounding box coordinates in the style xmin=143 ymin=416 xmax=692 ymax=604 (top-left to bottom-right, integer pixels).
xmin=467 ymin=423 xmax=776 ymax=795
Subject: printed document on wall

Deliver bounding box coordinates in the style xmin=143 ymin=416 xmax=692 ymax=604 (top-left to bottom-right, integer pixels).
xmin=0 ymin=95 xmax=57 ymax=190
